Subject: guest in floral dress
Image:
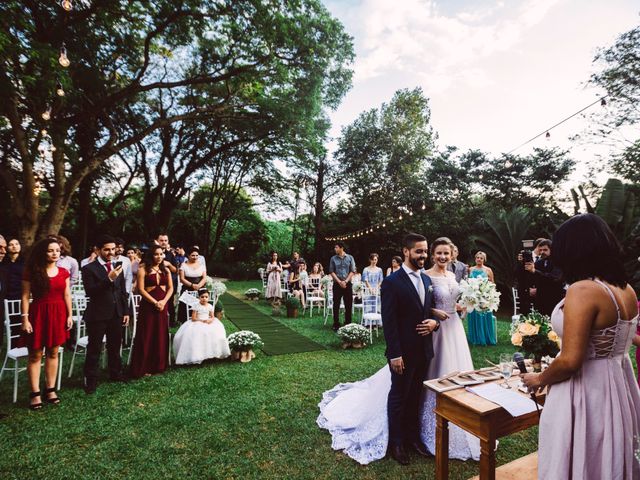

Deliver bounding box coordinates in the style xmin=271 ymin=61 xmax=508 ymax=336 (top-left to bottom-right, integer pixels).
xmin=265 ymin=252 xmax=282 ymax=302
xmin=362 ymin=253 xmax=383 ymax=294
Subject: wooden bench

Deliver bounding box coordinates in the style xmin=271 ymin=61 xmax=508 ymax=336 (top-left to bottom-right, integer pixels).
xmin=468 ymin=452 xmax=537 ymax=480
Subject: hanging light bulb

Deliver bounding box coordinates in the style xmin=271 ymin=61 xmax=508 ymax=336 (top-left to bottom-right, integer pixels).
xmin=398 ymin=214 xmax=403 ymax=220
xmin=382 ymin=222 xmax=386 ymax=227
xmin=61 ymin=0 xmax=73 ymax=11
xmin=41 ymin=105 xmax=51 ymax=121
xmin=56 ymin=81 xmax=65 ymax=97
xmin=58 ymin=43 xmax=70 ymax=67
xmin=545 ymin=131 xmax=551 ymax=140
xmin=421 ymin=203 xmax=426 ymax=210
xmin=600 ymin=98 xmax=607 ymax=107
xmin=41 ymin=129 xmax=47 ymax=136
xmin=409 ymin=211 xmax=413 ymax=216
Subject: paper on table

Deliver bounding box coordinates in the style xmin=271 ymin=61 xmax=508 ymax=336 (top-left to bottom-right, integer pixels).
xmin=466 ymin=382 xmax=542 ymax=417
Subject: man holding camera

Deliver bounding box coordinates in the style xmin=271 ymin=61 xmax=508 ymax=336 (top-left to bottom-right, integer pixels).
xmin=81 ymin=235 xmax=131 ymax=394
xmin=522 ymin=239 xmax=564 ymax=316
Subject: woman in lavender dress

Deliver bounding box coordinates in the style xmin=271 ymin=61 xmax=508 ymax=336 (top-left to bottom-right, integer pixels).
xmin=522 ymin=214 xmax=640 ymax=480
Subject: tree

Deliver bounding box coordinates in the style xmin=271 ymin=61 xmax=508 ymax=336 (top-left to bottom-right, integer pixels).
xmin=588 ymin=25 xmax=640 ymax=182
xmin=0 ymin=0 xmax=353 ymax=245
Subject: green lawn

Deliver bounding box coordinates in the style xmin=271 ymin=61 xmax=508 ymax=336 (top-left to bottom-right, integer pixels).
xmin=0 ymin=280 xmax=634 ymax=479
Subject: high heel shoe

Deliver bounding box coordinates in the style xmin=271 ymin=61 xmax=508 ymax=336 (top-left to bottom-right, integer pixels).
xmin=44 ymin=387 xmax=61 ymax=405
xmin=29 ymin=391 xmax=43 ymax=410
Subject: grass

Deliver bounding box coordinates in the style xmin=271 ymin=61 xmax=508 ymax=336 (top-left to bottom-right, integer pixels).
xmin=0 ymin=280 xmax=635 ymax=479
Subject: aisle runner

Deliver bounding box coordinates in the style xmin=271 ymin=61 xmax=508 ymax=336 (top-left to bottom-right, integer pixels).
xmin=221 ymin=293 xmax=325 ymax=356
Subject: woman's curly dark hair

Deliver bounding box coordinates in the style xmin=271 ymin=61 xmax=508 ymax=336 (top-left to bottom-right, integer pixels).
xmin=25 ymin=237 xmax=60 ymax=298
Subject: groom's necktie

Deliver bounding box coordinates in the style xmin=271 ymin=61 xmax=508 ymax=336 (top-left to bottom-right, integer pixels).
xmin=412 ymin=271 xmax=425 ymax=305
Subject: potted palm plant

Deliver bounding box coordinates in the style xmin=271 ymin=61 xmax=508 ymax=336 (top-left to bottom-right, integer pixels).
xmin=285 ymin=296 xmax=301 ymax=318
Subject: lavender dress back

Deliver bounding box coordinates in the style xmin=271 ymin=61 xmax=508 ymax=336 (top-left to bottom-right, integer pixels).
xmin=538 ymin=280 xmax=640 ymax=479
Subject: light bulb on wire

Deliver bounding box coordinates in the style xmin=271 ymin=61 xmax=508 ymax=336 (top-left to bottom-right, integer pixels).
xmin=409 ymin=211 xmax=413 ymax=216
xmin=41 ymin=105 xmax=51 ymax=121
xmin=545 ymin=131 xmax=551 ymax=140
xmin=421 ymin=203 xmax=426 ymax=210
xmin=600 ymin=98 xmax=607 ymax=107
xmin=56 ymin=81 xmax=65 ymax=96
xmin=41 ymin=129 xmax=47 ymax=136
xmin=61 ymin=0 xmax=73 ymax=11
xmin=59 ymin=43 xmax=70 ymax=67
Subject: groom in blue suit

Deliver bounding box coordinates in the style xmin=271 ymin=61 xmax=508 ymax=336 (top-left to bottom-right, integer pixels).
xmin=382 ymin=233 xmax=439 ymax=465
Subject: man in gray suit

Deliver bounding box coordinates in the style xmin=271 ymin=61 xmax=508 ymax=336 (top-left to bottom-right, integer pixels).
xmin=448 ymin=244 xmax=468 ymax=284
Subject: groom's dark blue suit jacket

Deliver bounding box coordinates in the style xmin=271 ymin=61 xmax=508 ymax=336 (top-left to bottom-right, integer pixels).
xmin=381 ymin=268 xmax=436 ymax=363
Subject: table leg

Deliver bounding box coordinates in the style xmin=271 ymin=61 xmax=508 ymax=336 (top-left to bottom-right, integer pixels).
xmin=479 ymin=437 xmax=496 ymax=480
xmin=435 ymin=414 xmax=449 ymax=480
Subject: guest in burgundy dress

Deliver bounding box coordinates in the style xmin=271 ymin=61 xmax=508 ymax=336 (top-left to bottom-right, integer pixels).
xmin=130 ymin=245 xmax=173 ymax=378
xmin=21 ymin=238 xmax=72 ymax=409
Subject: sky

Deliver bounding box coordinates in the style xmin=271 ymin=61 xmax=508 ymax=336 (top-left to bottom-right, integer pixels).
xmin=321 ymin=0 xmax=639 ymax=185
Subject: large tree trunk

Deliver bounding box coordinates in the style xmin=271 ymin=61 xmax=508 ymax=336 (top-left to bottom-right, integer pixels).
xmin=313 ymin=157 xmax=326 ymax=260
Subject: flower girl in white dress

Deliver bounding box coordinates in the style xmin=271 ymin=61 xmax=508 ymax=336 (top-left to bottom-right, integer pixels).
xmin=173 ymin=289 xmax=231 ymax=364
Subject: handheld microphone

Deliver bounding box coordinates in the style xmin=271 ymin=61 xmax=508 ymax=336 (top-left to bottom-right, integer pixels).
xmin=513 ymin=352 xmax=541 ymax=416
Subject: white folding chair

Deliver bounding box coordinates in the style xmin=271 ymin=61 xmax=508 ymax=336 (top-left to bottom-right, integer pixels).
xmin=307 ymin=278 xmax=325 ymax=317
xmin=512 ymin=287 xmax=520 ymax=316
xmin=261 ymin=271 xmax=268 ymax=294
xmin=323 ymin=282 xmax=346 ymax=325
xmin=1 ymin=299 xmax=63 ymax=402
xmin=360 ymin=291 xmax=382 ymax=344
xmin=67 ymin=295 xmax=106 ymax=377
xmin=127 ymin=294 xmax=141 ymax=366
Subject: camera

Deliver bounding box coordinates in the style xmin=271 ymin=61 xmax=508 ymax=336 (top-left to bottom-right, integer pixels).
xmin=521 ymin=239 xmax=534 ymax=264
xmin=114 ymin=261 xmax=123 ymax=269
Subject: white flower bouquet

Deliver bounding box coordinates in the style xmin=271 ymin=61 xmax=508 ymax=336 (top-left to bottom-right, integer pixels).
xmin=320 ymin=274 xmax=333 ymax=287
xmin=458 ymin=277 xmax=500 ymax=313
xmin=206 ymin=277 xmax=227 ymax=298
xmin=352 ymin=280 xmax=363 ymax=297
xmin=244 ymin=288 xmax=261 ymax=300
xmin=337 ymin=323 xmax=369 ymax=346
xmin=227 ymin=330 xmax=264 ymax=352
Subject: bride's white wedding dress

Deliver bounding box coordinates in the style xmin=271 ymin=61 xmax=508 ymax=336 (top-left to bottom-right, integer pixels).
xmin=317 ymin=272 xmax=480 ymax=464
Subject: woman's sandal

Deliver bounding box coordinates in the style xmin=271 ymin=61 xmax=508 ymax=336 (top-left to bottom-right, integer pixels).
xmin=29 ymin=391 xmax=43 ymax=410
xmin=44 ymin=387 xmax=61 ymax=405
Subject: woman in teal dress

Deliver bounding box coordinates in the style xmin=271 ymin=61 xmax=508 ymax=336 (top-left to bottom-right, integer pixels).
xmin=466 ymin=251 xmax=497 ymax=345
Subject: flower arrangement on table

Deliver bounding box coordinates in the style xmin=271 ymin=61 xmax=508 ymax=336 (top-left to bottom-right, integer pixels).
xmin=244 ymin=288 xmax=261 ymax=300
xmin=227 ymin=330 xmax=264 ymax=363
xmin=337 ymin=323 xmax=369 ymax=349
xmin=510 ymin=310 xmax=561 ymax=371
xmin=458 ymin=277 xmax=501 ymax=312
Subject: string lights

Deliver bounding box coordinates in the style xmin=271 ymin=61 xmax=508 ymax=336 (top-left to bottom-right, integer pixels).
xmin=58 ymin=43 xmax=70 ymax=67
xmin=56 ymin=80 xmax=65 ymax=96
xmin=41 ymin=105 xmax=51 ymax=121
xmin=61 ymin=0 xmax=73 ymax=11
xmin=326 ymin=94 xmax=611 ymax=242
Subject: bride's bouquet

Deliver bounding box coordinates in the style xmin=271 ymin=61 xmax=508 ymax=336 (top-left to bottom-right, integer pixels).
xmin=457 ymin=277 xmax=500 ymax=313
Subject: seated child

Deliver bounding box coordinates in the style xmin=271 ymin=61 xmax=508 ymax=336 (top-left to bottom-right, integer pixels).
xmin=173 ymin=288 xmax=231 ymax=365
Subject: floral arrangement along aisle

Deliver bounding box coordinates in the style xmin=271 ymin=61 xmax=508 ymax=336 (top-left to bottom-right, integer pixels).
xmin=458 ymin=277 xmax=501 ymax=312
xmin=244 ymin=288 xmax=261 ymax=300
xmin=227 ymin=330 xmax=264 ymax=363
xmin=206 ymin=277 xmax=227 ymax=304
xmin=510 ymin=310 xmax=561 ymax=371
xmin=337 ymin=323 xmax=369 ymax=349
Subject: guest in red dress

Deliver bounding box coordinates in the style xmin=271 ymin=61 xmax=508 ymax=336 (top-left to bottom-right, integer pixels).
xmin=130 ymin=245 xmax=173 ymax=378
xmin=21 ymin=238 xmax=72 ymax=409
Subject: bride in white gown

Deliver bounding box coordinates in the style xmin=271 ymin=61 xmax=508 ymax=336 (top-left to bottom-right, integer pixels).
xmin=317 ymin=238 xmax=480 ymax=464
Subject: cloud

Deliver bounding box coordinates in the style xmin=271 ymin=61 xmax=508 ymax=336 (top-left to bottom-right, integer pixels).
xmin=340 ymin=0 xmax=562 ymax=92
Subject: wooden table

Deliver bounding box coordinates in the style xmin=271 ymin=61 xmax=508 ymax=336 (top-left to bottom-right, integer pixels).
xmin=427 ymin=376 xmax=545 ymax=480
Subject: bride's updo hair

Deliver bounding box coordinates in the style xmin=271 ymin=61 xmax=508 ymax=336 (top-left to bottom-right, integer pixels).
xmin=430 ymin=237 xmax=454 ymax=256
